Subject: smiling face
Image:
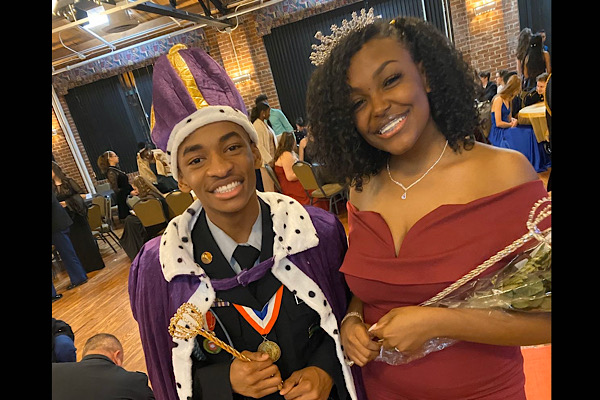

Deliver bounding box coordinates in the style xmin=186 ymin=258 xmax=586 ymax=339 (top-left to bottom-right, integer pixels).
xmin=176 ymin=121 xmax=262 ymax=220
xmin=347 ymin=37 xmax=439 ymax=156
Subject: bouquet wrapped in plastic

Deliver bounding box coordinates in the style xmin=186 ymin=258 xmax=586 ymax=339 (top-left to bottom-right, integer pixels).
xmin=376 ymin=196 xmax=551 ymax=365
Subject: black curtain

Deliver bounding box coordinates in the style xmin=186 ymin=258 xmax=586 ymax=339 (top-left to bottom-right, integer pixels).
xmin=131 ymin=64 xmax=155 ymax=130
xmin=263 ymin=0 xmax=447 ymax=124
xmin=65 ymin=66 xmax=154 ymax=179
xmin=517 ymin=0 xmax=551 ymax=57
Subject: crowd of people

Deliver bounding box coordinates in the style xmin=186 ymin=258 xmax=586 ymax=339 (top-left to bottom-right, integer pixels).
xmin=53 ymin=12 xmax=552 ymax=400
xmin=475 ymin=28 xmax=552 ymax=176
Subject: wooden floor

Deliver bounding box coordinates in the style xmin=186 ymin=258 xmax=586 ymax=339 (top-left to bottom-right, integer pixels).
xmin=52 ymin=169 xmax=550 ymax=397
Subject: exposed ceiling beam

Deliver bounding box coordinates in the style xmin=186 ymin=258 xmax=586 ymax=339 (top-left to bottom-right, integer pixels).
xmin=133 ymin=2 xmax=233 ymax=28
xmin=207 ymin=0 xmax=226 ymax=15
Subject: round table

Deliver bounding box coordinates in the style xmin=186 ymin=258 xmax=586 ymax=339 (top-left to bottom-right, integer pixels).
xmin=518 ymin=102 xmax=548 ymax=143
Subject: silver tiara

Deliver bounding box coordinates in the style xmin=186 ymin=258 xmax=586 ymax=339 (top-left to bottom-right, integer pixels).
xmin=310 ymin=8 xmax=378 ymax=66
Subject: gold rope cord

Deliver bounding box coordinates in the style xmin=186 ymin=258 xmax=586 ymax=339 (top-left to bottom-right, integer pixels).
xmin=421 ymin=196 xmax=551 ymax=307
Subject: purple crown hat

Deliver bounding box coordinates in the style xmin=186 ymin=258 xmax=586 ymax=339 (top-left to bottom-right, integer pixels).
xmin=150 ymin=44 xmax=258 ymax=181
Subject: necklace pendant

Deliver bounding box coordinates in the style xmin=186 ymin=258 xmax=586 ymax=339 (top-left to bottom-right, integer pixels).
xmin=401 ymin=192 xmax=407 ymax=200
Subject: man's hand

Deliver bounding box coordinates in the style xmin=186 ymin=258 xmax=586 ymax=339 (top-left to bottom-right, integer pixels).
xmin=279 ymin=366 xmax=333 ymax=400
xmin=230 ymin=351 xmax=282 ymax=398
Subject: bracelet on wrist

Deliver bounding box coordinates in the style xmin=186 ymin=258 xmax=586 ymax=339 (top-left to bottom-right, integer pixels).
xmin=341 ymin=311 xmax=364 ymax=326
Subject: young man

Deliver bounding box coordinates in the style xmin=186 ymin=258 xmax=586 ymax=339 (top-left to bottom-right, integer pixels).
xmin=523 ymin=72 xmax=549 ymax=106
xmin=129 ymin=44 xmax=362 ymax=400
xmin=477 ymin=71 xmax=498 ymax=102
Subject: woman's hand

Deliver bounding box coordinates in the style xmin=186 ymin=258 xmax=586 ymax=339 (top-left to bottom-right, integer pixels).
xmin=340 ymin=315 xmax=380 ymax=367
xmin=367 ymin=306 xmax=440 ymax=353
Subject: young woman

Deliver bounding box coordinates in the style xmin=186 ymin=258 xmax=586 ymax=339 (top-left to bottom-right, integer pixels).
xmin=97 ymin=151 xmax=138 ymax=221
xmin=272 ymin=132 xmax=328 ymax=210
xmin=52 ymin=161 xmax=105 ymax=273
xmin=489 ymin=75 xmax=551 ymax=172
xmin=252 ymin=101 xmax=279 ymax=192
xmin=306 ymin=16 xmax=550 ymax=399
xmin=252 ymin=101 xmax=278 ymax=165
xmin=523 ymin=33 xmax=551 ymax=91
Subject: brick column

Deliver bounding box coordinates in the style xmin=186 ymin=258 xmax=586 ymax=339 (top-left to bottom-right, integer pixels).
xmin=449 ymin=0 xmax=520 ymax=74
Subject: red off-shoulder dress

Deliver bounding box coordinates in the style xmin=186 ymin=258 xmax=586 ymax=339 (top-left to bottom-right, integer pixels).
xmin=341 ymin=180 xmax=550 ymax=399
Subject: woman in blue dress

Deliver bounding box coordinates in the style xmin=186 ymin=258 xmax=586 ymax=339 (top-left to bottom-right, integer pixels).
xmin=488 ymin=75 xmax=551 ymax=172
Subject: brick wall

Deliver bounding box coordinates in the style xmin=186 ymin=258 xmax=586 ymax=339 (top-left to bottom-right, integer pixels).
xmin=449 ymin=0 xmax=520 ymax=76
xmin=204 ymin=13 xmax=282 ymax=112
xmin=52 ymin=108 xmax=82 ymax=188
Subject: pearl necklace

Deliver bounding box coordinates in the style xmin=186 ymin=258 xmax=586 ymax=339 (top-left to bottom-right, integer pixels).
xmin=386 ymin=140 xmax=449 ymax=200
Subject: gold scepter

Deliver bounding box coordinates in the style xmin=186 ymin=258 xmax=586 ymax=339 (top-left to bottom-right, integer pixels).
xmin=169 ymin=302 xmax=251 ymax=361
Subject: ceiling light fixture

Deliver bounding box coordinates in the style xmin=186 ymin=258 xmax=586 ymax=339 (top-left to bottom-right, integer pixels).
xmin=232 ymin=73 xmax=251 ymax=84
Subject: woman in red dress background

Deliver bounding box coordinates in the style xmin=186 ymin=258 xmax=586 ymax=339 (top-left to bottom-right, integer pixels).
xmin=273 ymin=132 xmax=328 ymax=211
xmin=306 ymin=15 xmax=550 ymax=399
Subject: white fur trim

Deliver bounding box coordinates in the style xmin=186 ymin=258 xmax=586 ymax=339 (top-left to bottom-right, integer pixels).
xmin=166 ymin=105 xmax=259 ymax=181
xmin=159 ymin=191 xmax=357 ymax=400
xmin=271 ymin=257 xmax=358 ymax=400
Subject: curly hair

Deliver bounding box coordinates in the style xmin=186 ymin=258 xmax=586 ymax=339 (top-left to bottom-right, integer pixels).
xmin=306 ymin=17 xmax=479 ymax=191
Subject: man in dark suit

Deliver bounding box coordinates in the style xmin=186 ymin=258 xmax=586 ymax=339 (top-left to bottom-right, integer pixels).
xmin=477 ymin=71 xmax=498 ymax=102
xmin=52 ymin=333 xmax=155 ymax=400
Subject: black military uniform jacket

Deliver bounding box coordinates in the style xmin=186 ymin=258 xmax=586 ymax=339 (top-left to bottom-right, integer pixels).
xmin=189 ymin=198 xmax=346 ymax=400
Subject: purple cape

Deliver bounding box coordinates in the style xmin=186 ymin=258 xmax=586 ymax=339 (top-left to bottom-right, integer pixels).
xmin=129 ymin=192 xmax=366 ymax=400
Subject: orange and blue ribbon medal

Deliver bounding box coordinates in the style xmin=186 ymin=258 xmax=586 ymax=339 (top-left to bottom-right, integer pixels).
xmin=233 ymin=285 xmax=283 ymax=361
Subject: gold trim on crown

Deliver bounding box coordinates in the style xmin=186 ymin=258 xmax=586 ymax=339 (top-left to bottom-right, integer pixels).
xmin=166 ymin=44 xmax=209 ymax=111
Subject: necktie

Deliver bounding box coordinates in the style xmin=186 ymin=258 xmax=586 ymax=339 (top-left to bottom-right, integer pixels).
xmin=233 ymin=245 xmax=260 ymax=272
xmin=233 ymin=245 xmax=260 ymax=297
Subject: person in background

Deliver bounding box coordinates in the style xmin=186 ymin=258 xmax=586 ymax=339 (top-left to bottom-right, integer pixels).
xmin=52 ymin=162 xmax=105 ymax=273
xmin=523 ymin=33 xmax=551 ymax=91
xmin=131 ymin=175 xmax=170 ymax=236
xmin=544 ymin=73 xmax=552 ymax=192
xmin=537 ymin=29 xmax=549 ymax=52
xmin=252 ymin=101 xmax=279 ymax=192
xmin=306 ymin=15 xmax=550 ymax=399
xmin=489 ymin=75 xmax=551 ymax=172
xmin=516 ymin=27 xmax=532 ymax=82
xmin=500 ymin=70 xmax=521 ymax=117
xmin=273 ymin=132 xmax=328 ymax=210
xmin=294 ymin=116 xmax=308 ymax=143
xmin=477 ymin=71 xmax=497 ymax=102
xmin=136 ymin=142 xmax=179 ymax=193
xmin=523 ymin=72 xmax=549 ymax=106
xmin=98 ymin=151 xmax=138 ymax=221
xmin=52 ymin=191 xmax=88 ymax=293
xmin=495 ymin=69 xmax=507 ymax=93
xmin=52 ymin=333 xmax=155 ymax=400
xmin=255 ymin=94 xmax=294 ymax=137
xmin=52 ymin=317 xmax=76 ymax=363
xmin=129 ymin=44 xmax=359 ymax=400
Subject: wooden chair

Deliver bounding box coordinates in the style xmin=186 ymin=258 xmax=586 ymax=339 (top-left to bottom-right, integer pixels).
xmin=263 ymin=163 xmax=283 ymax=193
xmin=292 ymin=161 xmax=348 ymax=214
xmin=87 ymin=203 xmax=120 ymax=253
xmin=133 ymin=198 xmax=168 ymax=237
xmin=164 ymin=191 xmax=194 ymax=220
